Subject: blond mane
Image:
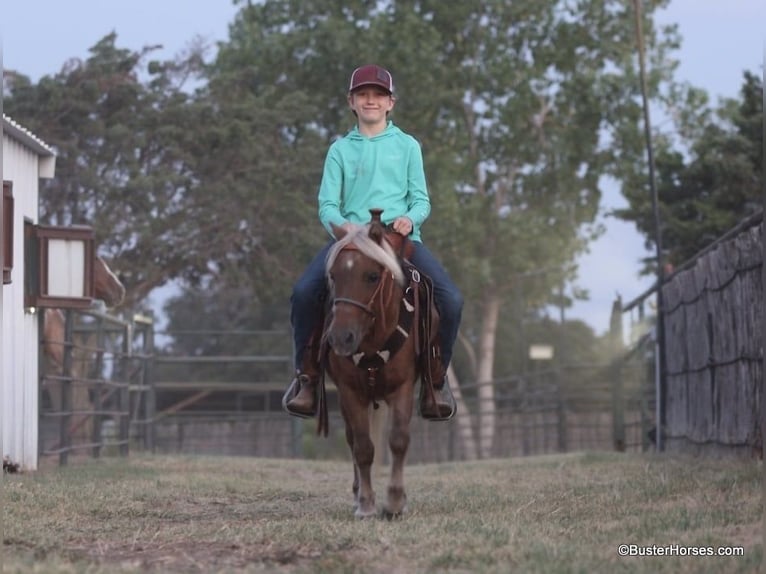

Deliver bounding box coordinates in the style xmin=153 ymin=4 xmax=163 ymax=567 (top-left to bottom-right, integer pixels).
xmin=325 ymin=224 xmax=406 ymax=287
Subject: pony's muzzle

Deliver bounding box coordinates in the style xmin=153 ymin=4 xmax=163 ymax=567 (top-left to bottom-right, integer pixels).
xmin=327 ymin=327 xmax=361 ymax=357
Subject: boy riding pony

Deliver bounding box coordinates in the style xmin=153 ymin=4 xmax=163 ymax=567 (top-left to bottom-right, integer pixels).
xmin=283 ymin=64 xmax=463 ymax=421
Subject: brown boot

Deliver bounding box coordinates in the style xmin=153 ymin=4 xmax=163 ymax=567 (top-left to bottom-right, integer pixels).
xmin=419 ymin=374 xmax=456 ymax=421
xmin=283 ymin=372 xmax=318 ymax=417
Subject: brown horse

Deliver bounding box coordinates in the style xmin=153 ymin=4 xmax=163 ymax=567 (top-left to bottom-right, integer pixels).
xmin=42 ymin=256 xmax=126 ymax=367
xmin=42 ymin=256 xmax=126 ymax=442
xmin=324 ymin=213 xmax=422 ymax=519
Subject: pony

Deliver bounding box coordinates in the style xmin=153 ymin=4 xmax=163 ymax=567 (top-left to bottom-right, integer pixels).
xmin=42 ymin=256 xmax=126 ymax=444
xmin=322 ymin=209 xmax=433 ymax=519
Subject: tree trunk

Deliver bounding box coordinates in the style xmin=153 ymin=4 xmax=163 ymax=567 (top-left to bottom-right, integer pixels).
xmin=446 ymin=364 xmax=478 ymax=460
xmin=477 ymin=292 xmax=500 ymax=458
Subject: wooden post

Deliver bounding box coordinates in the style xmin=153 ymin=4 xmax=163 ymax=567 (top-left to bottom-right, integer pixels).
xmin=555 ymin=282 xmax=567 ymax=453
xmin=118 ymin=322 xmax=132 ymax=457
xmin=641 ymin=355 xmax=652 ymax=452
xmin=610 ymin=296 xmax=626 ymax=451
xmin=59 ymin=309 xmax=74 ymax=466
xmin=143 ymin=322 xmax=157 ymax=452
xmin=555 ymin=383 xmax=567 ymax=453
xmin=91 ymin=315 xmax=106 ymax=458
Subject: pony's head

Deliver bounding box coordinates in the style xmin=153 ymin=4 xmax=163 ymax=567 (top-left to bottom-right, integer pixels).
xmin=325 ymin=218 xmax=405 ymax=356
xmin=94 ymin=256 xmax=125 ymax=308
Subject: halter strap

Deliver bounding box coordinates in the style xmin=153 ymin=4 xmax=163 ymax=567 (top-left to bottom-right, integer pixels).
xmin=330 ymin=252 xmax=389 ymax=317
xmin=333 ymin=297 xmax=375 ymax=316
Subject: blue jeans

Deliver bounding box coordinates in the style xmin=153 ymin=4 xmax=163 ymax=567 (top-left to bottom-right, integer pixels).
xmin=290 ymin=240 xmax=464 ymax=370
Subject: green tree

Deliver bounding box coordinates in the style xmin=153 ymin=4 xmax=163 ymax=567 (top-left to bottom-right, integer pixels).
xmin=4 ymin=30 xmax=330 ymax=313
xmin=382 ymin=0 xmax=677 ymax=456
xmin=4 ymin=2 xmax=685 ymax=458
xmin=213 ymin=0 xmax=679 ymax=457
xmin=3 ymin=34 xmax=210 ymax=307
xmin=615 ymin=71 xmax=763 ymax=270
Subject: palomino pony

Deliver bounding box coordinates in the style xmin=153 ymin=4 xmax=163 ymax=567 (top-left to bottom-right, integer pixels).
xmin=42 ymin=256 xmax=126 ymax=443
xmin=323 ymin=210 xmax=431 ymax=519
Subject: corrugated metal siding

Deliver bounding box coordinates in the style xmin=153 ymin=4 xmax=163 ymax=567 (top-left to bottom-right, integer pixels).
xmin=2 ymin=133 xmax=43 ymax=470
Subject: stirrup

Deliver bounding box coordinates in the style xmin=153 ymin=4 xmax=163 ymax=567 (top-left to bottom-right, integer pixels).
xmin=282 ymin=376 xmax=317 ymax=419
xmin=419 ymin=378 xmax=456 ymax=422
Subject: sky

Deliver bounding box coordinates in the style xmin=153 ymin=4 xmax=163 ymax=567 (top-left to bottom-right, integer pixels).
xmin=2 ymin=0 xmax=764 ymax=338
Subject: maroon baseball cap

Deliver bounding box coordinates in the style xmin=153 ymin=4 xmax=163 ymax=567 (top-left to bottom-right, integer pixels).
xmin=348 ymin=64 xmax=394 ymax=94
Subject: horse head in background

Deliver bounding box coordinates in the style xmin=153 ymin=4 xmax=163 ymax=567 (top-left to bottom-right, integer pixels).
xmin=42 ymin=255 xmax=126 ymax=369
xmin=93 ymin=255 xmax=126 ymax=308
xmin=41 ymin=255 xmax=126 ymax=446
xmin=322 ymin=209 xmax=422 ymax=519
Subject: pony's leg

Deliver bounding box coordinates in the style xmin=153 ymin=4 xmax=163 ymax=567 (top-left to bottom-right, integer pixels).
xmin=340 ymin=389 xmax=376 ymax=519
xmin=383 ymin=381 xmax=415 ymax=518
xmin=342 ymin=406 xmax=360 ymax=508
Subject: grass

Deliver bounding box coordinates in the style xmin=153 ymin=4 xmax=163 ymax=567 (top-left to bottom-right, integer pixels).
xmin=2 ymin=452 xmax=762 ymax=573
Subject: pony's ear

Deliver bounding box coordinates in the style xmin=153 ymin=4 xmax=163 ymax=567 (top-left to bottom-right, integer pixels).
xmin=331 ymin=222 xmax=347 ymax=240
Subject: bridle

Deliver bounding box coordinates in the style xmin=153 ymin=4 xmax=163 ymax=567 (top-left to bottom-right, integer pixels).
xmin=333 ymin=295 xmax=376 ymax=316
xmin=331 ymin=264 xmax=390 ymax=318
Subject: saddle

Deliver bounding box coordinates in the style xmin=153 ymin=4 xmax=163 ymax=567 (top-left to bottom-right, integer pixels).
xmin=312 ymin=229 xmax=443 ymax=435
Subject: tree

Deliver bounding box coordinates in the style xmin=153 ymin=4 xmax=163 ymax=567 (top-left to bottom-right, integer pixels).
xmin=4 ymin=31 xmax=330 ymax=312
xmin=615 ymin=71 xmax=763 ymax=269
xmin=5 ymin=2 xmax=684 ymax=458
xmin=3 ymin=34 xmax=211 ymax=307
xmin=212 ymin=0 xmax=679 ymax=457
xmin=379 ymin=0 xmax=677 ymax=456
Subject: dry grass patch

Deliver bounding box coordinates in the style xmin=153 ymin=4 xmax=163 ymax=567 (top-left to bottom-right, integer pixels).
xmin=2 ymin=452 xmax=761 ymax=573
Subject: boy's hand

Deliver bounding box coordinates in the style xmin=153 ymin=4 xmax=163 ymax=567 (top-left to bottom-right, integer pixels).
xmin=392 ymin=217 xmax=413 ymax=236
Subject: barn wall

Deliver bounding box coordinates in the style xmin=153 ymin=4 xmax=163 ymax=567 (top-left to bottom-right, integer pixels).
xmin=2 ymin=131 xmax=46 ymax=470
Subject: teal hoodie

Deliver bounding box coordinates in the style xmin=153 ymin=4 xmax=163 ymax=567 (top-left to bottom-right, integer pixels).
xmin=318 ymin=121 xmax=430 ymax=242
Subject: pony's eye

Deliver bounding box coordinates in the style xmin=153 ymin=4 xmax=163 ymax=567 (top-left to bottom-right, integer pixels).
xmin=364 ymin=271 xmax=380 ymax=284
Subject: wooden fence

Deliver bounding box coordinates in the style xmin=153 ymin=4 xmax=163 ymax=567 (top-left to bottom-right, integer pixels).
xmin=660 ymin=215 xmax=763 ymax=456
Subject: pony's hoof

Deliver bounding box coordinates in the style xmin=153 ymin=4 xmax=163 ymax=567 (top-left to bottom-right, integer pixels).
xmin=381 ymin=507 xmax=407 ymax=520
xmin=384 ymin=487 xmax=407 ymax=519
xmin=354 ymin=507 xmax=377 ymax=520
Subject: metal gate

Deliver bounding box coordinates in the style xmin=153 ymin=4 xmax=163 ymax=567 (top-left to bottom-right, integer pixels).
xmin=38 ymin=308 xmax=154 ymax=465
xmin=149 ymin=330 xmax=320 ymax=457
xmin=148 ymin=325 xmax=653 ymax=462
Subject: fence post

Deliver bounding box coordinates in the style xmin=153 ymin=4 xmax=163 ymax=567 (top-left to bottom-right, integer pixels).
xmin=59 ymin=309 xmax=74 ymax=466
xmin=609 ymin=297 xmax=626 ymax=451
xmin=144 ymin=322 xmax=156 ymax=452
xmin=640 ymin=378 xmax=651 ymax=452
xmin=91 ymin=314 xmax=106 ymax=458
xmin=118 ymin=322 xmax=133 ymax=457
xmin=611 ymin=361 xmax=625 ymax=452
xmin=555 ymin=379 xmax=567 ymax=453
xmin=519 ymin=378 xmax=531 ymax=456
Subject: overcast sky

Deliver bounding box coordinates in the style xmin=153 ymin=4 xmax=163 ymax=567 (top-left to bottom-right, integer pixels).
xmin=3 ymin=0 xmax=764 ymax=337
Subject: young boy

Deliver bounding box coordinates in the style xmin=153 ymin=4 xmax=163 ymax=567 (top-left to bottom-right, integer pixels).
xmin=284 ymin=64 xmax=463 ymax=420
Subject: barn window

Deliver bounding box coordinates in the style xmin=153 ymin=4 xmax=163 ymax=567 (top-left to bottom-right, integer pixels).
xmin=25 ymin=224 xmax=95 ymax=309
xmin=2 ymin=181 xmax=13 ymax=284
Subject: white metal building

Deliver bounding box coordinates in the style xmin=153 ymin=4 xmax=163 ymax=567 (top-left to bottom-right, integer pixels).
xmin=2 ymin=115 xmax=56 ymax=471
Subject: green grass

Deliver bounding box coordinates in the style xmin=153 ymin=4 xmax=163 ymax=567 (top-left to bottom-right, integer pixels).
xmin=2 ymin=452 xmax=762 ymax=573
